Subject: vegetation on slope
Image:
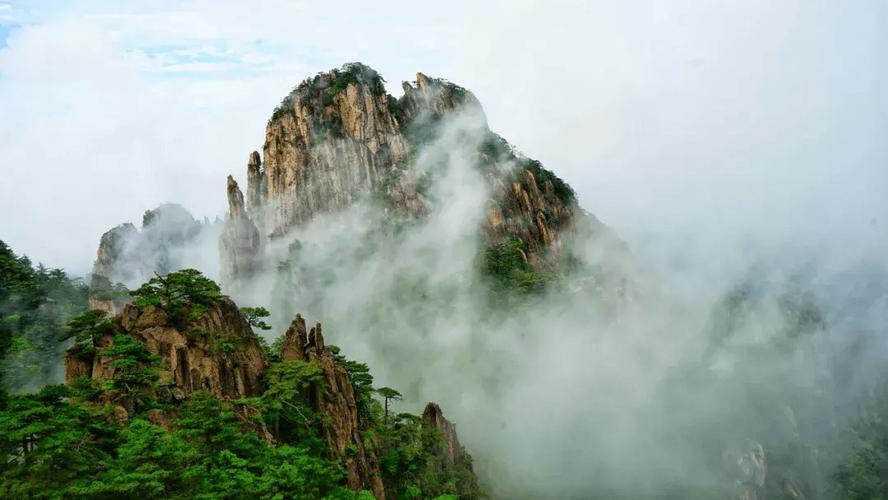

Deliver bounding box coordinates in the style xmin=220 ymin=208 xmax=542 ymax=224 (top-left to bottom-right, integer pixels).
xmin=0 ymin=385 xmax=356 ymax=499
xmin=0 ymin=240 xmax=88 ymax=392
xmin=481 ymin=239 xmax=552 ymax=296
xmin=833 ymin=385 xmax=888 ymax=499
xmin=270 ymin=62 xmax=386 ymax=122
xmin=0 ymin=267 xmax=478 ymax=499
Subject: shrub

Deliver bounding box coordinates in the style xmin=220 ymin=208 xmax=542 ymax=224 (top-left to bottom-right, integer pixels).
xmin=482 ymin=239 xmax=552 ymax=295
xmin=129 ymin=269 xmax=222 ymax=325
xmin=60 ymin=309 xmax=114 ymax=358
xmin=519 ymin=158 xmax=575 ymax=204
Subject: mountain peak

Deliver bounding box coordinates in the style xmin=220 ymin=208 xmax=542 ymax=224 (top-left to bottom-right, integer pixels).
xmin=220 ymin=63 xmax=626 ymax=292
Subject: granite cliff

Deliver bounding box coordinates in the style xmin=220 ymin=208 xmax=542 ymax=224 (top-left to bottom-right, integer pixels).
xmin=63 ymin=284 xmax=477 ymax=499
xmin=219 ymin=63 xmax=628 ymax=292
xmin=89 ymin=204 xmax=220 ymax=314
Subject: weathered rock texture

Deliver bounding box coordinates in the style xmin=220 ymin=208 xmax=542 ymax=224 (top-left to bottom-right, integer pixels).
xmin=279 ymin=314 xmax=387 ymax=498
xmin=731 ymin=442 xmax=768 ymax=500
xmin=64 ymin=304 xmax=478 ymax=498
xmin=275 ymin=313 xmax=480 ymax=498
xmin=90 ymin=204 xmax=220 ymax=314
xmin=219 ymin=176 xmax=261 ymax=287
xmin=219 ymin=62 xmax=623 ymax=289
xmin=422 ymin=402 xmax=478 ymax=489
xmin=64 ymin=297 xmax=268 ymax=403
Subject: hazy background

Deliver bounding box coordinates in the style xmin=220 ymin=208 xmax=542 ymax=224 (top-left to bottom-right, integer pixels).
xmin=2 ymin=2 xmax=887 ymax=498
xmin=1 ymin=0 xmax=885 ymax=278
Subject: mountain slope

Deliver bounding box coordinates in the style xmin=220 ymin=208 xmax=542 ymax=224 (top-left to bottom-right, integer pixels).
xmin=220 ymin=63 xmax=630 ymax=293
xmin=0 ymin=268 xmax=479 ymax=499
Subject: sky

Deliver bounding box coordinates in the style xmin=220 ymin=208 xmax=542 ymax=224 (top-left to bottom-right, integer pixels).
xmin=0 ymin=0 xmax=886 ymax=277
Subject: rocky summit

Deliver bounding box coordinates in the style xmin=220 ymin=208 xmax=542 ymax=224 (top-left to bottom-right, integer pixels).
xmin=73 ymin=62 xmax=634 ymax=499
xmin=219 ymin=63 xmax=629 ymax=293
xmin=62 ymin=279 xmax=477 ymax=499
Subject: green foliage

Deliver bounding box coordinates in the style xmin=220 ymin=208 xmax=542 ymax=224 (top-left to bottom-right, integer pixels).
xmin=311 ymin=115 xmax=345 ymax=143
xmin=0 ymin=240 xmax=88 ymax=391
xmin=270 ymin=62 xmax=386 ymax=124
xmin=708 ymin=283 xmax=828 ymax=350
xmin=777 ymin=288 xmax=826 ymax=338
xmin=0 ymin=384 xmax=117 ymax=498
xmin=260 ymin=334 xmax=284 ymax=362
xmin=481 ymin=239 xmax=552 ymax=295
xmin=60 ymin=309 xmax=113 ymax=358
xmin=376 ymin=386 xmax=402 ymax=423
xmin=403 ymin=113 xmax=444 ymax=146
xmin=70 ymin=375 xmax=104 ymax=401
xmin=270 ymin=94 xmax=293 ymax=121
xmin=0 ymin=387 xmax=355 ymax=498
xmin=518 ymin=157 xmax=576 ymax=204
xmin=328 ymin=68 xmax=359 ymax=98
xmin=258 ymin=360 xmax=327 ymax=450
xmin=331 ymin=62 xmax=386 ymax=97
xmin=154 ymin=392 xmax=350 ymax=498
xmin=377 ymin=412 xmax=477 ymax=499
xmin=386 ymin=95 xmax=402 ymax=116
xmin=1 ymin=331 xmax=479 ymax=499
xmin=241 ymin=307 xmax=271 ymax=330
xmin=90 ymin=274 xmax=131 ymax=303
xmin=129 ymin=268 xmax=222 ymax=325
xmin=330 ymin=345 xmax=376 ymax=424
xmin=833 ymin=389 xmax=888 ymax=499
xmin=199 ymin=330 xmax=246 ymax=358
xmin=99 ymin=334 xmax=160 ymax=398
xmin=478 ymin=132 xmax=512 ymax=161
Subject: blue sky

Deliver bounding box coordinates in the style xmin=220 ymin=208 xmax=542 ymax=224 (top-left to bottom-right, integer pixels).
xmin=0 ymin=1 xmax=885 ymax=277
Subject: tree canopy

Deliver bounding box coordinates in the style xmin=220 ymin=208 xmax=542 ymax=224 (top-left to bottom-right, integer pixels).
xmin=0 ymin=240 xmax=88 ymax=392
xmin=129 ymin=268 xmax=222 ymax=324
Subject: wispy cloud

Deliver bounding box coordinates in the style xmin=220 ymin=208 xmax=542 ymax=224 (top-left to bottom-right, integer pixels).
xmin=0 ymin=4 xmax=13 ymax=23
xmin=0 ymin=0 xmax=885 ymax=281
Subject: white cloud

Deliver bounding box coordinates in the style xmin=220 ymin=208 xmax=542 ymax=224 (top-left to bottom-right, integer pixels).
xmin=0 ymin=0 xmax=885 ymax=281
xmin=0 ymin=2 xmax=886 ymax=495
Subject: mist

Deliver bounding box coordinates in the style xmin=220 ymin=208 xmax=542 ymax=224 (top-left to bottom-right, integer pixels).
xmin=210 ymin=102 xmax=888 ymax=497
xmin=1 ymin=1 xmax=886 ymax=498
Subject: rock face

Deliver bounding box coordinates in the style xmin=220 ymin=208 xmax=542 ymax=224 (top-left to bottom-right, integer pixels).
xmin=90 ymin=204 xmax=221 ymax=314
xmin=64 ymin=298 xmax=478 ymax=498
xmin=731 ymin=442 xmax=768 ymax=500
xmin=219 ymin=62 xmax=621 ymax=289
xmin=64 ymin=297 xmax=268 ymax=403
xmin=219 ymin=177 xmax=261 ymax=290
xmin=277 ymin=314 xmax=480 ymax=499
xmin=280 ymin=314 xmax=387 ymax=498
xmin=422 ymin=402 xmax=478 ymax=491
xmin=257 ymin=66 xmax=409 ymax=235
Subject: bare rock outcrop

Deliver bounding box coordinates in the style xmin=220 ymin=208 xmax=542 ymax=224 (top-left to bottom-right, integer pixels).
xmin=255 ymin=64 xmax=412 ymax=239
xmin=64 ymin=299 xmax=479 ymax=498
xmin=219 ymin=63 xmax=631 ymax=294
xmin=89 ymin=204 xmax=220 ymax=314
xmin=219 ymin=176 xmax=261 ymax=288
xmin=217 ymin=64 xmax=492 ymax=288
xmin=731 ymin=442 xmax=767 ymax=500
xmin=64 ymin=297 xmax=268 ymax=401
xmin=280 ymin=313 xmax=387 ymax=498
xmin=422 ymin=402 xmax=472 ymax=472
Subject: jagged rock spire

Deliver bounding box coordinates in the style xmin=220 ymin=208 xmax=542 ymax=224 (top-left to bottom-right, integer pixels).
xmin=218 ymin=64 xmax=485 ymax=290
xmin=226 ymin=175 xmax=247 ymax=218
xmin=280 ymin=313 xmax=308 ymax=361
xmin=246 ymin=151 xmax=265 ymax=213
xmin=220 ymin=175 xmax=261 ymax=288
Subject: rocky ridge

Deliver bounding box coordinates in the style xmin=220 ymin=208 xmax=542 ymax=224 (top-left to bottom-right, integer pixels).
xmin=220 ymin=62 xmax=625 ymax=289
xmin=65 ymin=298 xmax=267 ymax=412
xmin=63 ymin=296 xmax=477 ymax=499
xmin=278 ymin=314 xmax=386 ymax=497
xmin=89 ymin=204 xmax=220 ymax=314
